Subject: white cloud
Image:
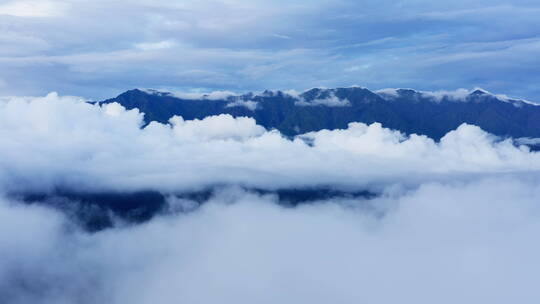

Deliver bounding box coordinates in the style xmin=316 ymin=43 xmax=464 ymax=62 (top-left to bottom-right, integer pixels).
xmin=167 ymin=90 xmax=239 ymax=100
xmin=169 ymin=114 xmax=265 ymax=141
xmin=226 ymin=99 xmax=258 ymax=111
xmin=376 ymin=88 xmax=473 ymax=101
xmin=281 ymin=89 xmax=300 ymax=98
xmin=375 ymin=88 xmax=400 ymax=98
xmin=0 ymin=0 xmax=66 ymax=17
xmin=376 ymin=87 xmax=539 ymax=106
xmin=135 ymin=40 xmax=176 ymax=51
xmin=296 ymin=93 xmax=351 ymax=107
xmin=141 ymin=88 xmax=244 ymax=101
xmin=0 ymin=93 xmax=539 ymax=194
xmin=422 ymin=88 xmax=480 ymax=101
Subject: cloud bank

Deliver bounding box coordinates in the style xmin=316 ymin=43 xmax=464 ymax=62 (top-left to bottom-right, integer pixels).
xmin=1 ymin=93 xmax=539 ymax=194
xmin=1 ymin=93 xmax=540 ymax=303
xmin=2 ymin=179 xmax=540 ymax=304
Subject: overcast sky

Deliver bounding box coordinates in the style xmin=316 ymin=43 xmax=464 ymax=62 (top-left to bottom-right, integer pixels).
xmin=1 ymin=0 xmax=540 ymax=100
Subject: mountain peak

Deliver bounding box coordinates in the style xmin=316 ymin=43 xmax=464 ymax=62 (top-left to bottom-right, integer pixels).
xmin=113 ymin=86 xmax=538 ymax=108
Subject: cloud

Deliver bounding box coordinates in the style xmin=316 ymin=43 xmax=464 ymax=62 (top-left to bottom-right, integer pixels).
xmin=226 ymin=99 xmax=258 ymax=111
xmin=420 ymin=88 xmax=472 ymax=101
xmin=1 ymin=177 xmax=540 ymax=304
xmin=375 ymin=88 xmax=401 ymax=98
xmin=295 ymin=93 xmax=351 ymax=107
xmin=376 ymin=87 xmax=540 ymax=106
xmin=1 ymin=1 xmax=540 ymax=100
xmin=515 ymin=137 xmax=540 ymax=145
xmin=142 ymin=89 xmax=239 ymax=100
xmin=376 ymin=88 xmax=473 ymax=102
xmin=169 ymin=114 xmax=265 ymax=141
xmin=135 ymin=40 xmax=176 ymax=51
xmin=272 ymin=33 xmax=292 ymax=40
xmin=1 ymin=93 xmax=539 ymax=194
xmin=0 ymin=0 xmax=66 ymax=17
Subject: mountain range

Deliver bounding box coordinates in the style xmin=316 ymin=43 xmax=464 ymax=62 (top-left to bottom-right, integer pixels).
xmin=23 ymin=87 xmax=540 ymax=230
xmin=99 ymin=86 xmax=540 ymax=142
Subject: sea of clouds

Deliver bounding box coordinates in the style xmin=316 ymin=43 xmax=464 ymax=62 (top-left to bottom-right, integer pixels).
xmin=1 ymin=93 xmax=540 ymax=303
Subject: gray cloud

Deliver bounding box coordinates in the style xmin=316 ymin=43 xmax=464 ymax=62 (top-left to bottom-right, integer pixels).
xmin=0 ymin=0 xmax=539 ymax=100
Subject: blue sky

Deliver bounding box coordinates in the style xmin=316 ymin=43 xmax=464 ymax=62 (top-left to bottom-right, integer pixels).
xmin=1 ymin=0 xmax=540 ymax=100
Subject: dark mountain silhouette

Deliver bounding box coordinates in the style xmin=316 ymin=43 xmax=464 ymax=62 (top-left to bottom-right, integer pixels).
xmin=98 ymin=87 xmax=540 ymax=141
xmin=19 ymin=187 xmax=376 ymax=231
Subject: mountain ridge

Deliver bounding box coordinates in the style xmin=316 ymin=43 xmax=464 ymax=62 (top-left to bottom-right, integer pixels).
xmin=99 ymin=86 xmax=540 ymax=141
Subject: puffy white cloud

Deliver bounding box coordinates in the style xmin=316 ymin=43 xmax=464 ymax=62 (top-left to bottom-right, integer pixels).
xmin=1 ymin=93 xmax=539 ymax=193
xmin=169 ymin=114 xmax=265 ymax=141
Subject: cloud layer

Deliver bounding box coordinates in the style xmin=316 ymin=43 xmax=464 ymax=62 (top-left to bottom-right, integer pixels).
xmin=1 ymin=93 xmax=540 ymax=303
xmin=1 ymin=93 xmax=539 ymax=194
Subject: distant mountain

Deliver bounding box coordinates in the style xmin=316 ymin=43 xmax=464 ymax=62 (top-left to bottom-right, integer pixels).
xmin=99 ymin=87 xmax=540 ymax=141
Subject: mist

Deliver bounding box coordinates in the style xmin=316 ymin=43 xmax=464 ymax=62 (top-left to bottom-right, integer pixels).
xmin=2 ymin=180 xmax=540 ymax=304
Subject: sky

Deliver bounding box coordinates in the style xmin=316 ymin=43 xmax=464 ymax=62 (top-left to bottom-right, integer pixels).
xmin=1 ymin=0 xmax=540 ymax=100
